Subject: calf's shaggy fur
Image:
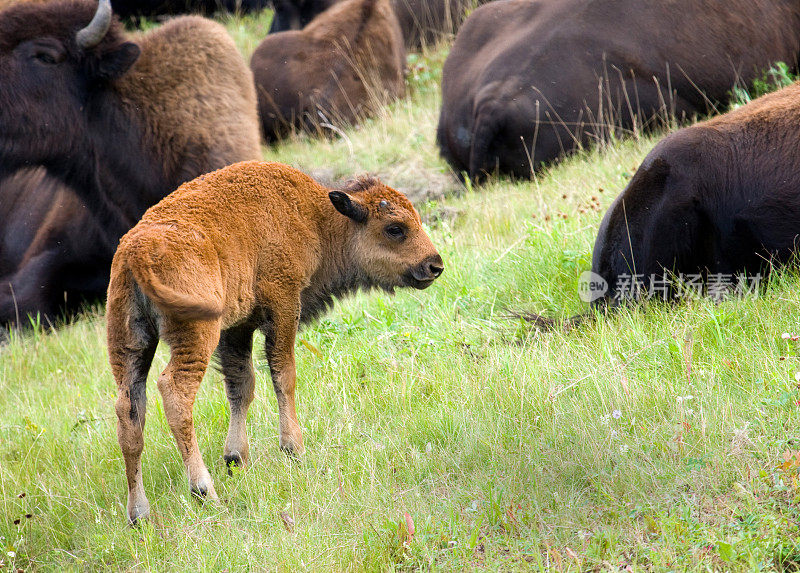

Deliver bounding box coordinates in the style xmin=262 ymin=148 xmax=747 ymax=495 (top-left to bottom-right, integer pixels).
xmin=107 ymin=161 xmax=443 ymax=524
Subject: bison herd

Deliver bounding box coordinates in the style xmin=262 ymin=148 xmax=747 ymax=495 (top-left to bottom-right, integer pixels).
xmin=3 ymin=0 xmax=800 ymax=523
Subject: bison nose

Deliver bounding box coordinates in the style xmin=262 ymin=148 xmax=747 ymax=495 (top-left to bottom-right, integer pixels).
xmin=428 ymin=257 xmax=444 ymax=278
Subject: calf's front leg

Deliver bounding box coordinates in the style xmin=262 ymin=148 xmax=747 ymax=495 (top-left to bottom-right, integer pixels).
xmin=265 ymin=303 xmax=304 ymax=455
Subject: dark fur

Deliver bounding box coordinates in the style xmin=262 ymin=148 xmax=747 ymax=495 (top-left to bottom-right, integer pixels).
xmin=268 ymin=0 xmax=338 ymax=33
xmin=268 ymin=0 xmax=487 ymax=48
xmin=0 ymin=0 xmax=260 ymax=326
xmin=0 ymin=170 xmax=107 ymax=326
xmin=0 ymin=0 xmax=270 ymax=16
xmin=436 ymin=0 xmax=800 ymax=180
xmin=593 ymin=81 xmax=800 ymax=304
xmin=109 ymin=0 xmax=269 ymax=17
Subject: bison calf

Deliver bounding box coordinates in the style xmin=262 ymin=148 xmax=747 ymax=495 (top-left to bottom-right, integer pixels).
xmin=107 ymin=161 xmax=443 ymax=524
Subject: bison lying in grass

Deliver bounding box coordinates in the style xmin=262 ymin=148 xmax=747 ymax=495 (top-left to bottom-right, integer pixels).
xmin=590 ymin=80 xmax=800 ymax=304
xmin=268 ymin=0 xmax=488 ymax=49
xmin=107 ymin=161 xmax=443 ymax=524
xmin=250 ymin=0 xmax=405 ymax=140
xmin=437 ymin=0 xmax=800 ymax=180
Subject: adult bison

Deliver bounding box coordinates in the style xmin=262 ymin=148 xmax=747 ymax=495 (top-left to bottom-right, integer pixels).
xmin=0 ymin=171 xmax=106 ymax=326
xmin=268 ymin=0 xmax=484 ymax=49
xmin=0 ymin=0 xmax=270 ymax=17
xmin=110 ymin=0 xmax=270 ymax=18
xmin=251 ymin=0 xmax=405 ymax=140
xmin=589 ymin=81 xmax=800 ymax=305
xmin=0 ymin=0 xmax=261 ymax=327
xmin=437 ymin=0 xmax=800 ymax=180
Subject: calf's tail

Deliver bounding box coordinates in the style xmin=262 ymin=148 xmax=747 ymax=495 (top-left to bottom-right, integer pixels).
xmin=129 ymin=258 xmax=224 ymax=321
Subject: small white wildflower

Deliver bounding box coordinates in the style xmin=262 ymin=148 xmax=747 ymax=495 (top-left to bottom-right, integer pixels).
xmin=795 ymin=372 xmax=800 ymax=383
xmin=7 ymin=551 xmax=15 ymax=559
xmin=676 ymin=396 xmax=684 ymax=403
xmin=783 ymin=332 xmax=792 ymax=340
xmin=619 ymin=444 xmax=629 ymax=453
xmin=612 ymin=409 xmax=622 ymax=419
xmin=600 ymin=414 xmax=611 ymax=426
xmin=610 ymin=429 xmax=619 ymax=439
xmin=425 ymin=442 xmax=432 ymax=454
xmin=686 ymin=408 xmax=694 ymax=416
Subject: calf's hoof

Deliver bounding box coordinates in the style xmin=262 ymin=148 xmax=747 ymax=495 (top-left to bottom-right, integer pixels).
xmin=189 ymin=475 xmax=218 ymax=502
xmin=224 ymin=452 xmax=245 ymax=475
xmin=279 ymin=441 xmax=304 ymax=461
xmin=279 ymin=426 xmax=304 ymax=459
xmin=127 ymin=500 xmax=150 ymax=526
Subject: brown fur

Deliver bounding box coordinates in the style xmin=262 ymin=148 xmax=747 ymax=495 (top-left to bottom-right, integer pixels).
xmin=107 ymin=161 xmax=443 ymax=524
xmin=0 ymin=0 xmax=46 ymax=7
xmin=0 ymin=3 xmax=261 ymax=326
xmin=250 ymin=0 xmax=405 ymax=140
xmin=268 ymin=0 xmax=489 ymax=49
xmin=0 ymin=172 xmax=108 ymax=326
xmin=120 ymin=16 xmax=261 ymax=187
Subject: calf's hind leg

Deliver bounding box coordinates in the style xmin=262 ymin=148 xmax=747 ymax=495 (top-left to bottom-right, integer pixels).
xmin=218 ymin=324 xmax=257 ymax=469
xmin=107 ymin=292 xmax=158 ymax=525
xmin=158 ymin=319 xmax=221 ymax=500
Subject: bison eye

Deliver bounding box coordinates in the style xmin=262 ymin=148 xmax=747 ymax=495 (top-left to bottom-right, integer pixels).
xmin=30 ymin=43 xmax=64 ymax=65
xmin=384 ymin=224 xmax=406 ymax=241
xmin=34 ymin=52 xmax=58 ymax=65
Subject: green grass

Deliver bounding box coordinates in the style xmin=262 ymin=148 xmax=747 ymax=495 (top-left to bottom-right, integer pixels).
xmin=4 ymin=12 xmax=800 ymax=572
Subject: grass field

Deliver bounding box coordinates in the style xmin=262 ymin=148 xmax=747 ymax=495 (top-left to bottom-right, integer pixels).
xmin=3 ymin=10 xmax=800 ymax=572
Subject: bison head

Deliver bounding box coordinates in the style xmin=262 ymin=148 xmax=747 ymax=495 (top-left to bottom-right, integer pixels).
xmin=329 ymin=177 xmax=444 ymax=292
xmin=0 ymin=0 xmax=140 ymax=179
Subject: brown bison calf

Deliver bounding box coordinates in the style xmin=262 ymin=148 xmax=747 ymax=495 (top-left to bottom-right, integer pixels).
xmin=107 ymin=161 xmax=443 ymax=524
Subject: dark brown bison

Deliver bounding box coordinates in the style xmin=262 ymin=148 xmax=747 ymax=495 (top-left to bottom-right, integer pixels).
xmin=0 ymin=172 xmax=107 ymax=327
xmin=0 ymin=0 xmax=270 ymax=17
xmin=107 ymin=161 xmax=443 ymax=523
xmin=590 ymin=81 xmax=800 ymax=305
xmin=0 ymin=0 xmax=261 ymax=326
xmin=268 ymin=0 xmax=484 ymax=49
xmin=437 ymin=0 xmax=800 ymax=180
xmin=251 ymin=0 xmax=405 ymax=140
xmin=267 ymin=0 xmax=337 ymax=33
xmin=109 ymin=0 xmax=270 ymax=17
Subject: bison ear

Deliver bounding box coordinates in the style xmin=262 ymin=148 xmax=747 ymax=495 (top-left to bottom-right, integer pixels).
xmin=329 ymin=191 xmax=368 ymax=224
xmin=93 ymin=42 xmax=140 ymax=81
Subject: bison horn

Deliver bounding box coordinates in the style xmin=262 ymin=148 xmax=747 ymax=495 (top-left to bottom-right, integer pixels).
xmin=76 ymin=0 xmax=113 ymax=50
